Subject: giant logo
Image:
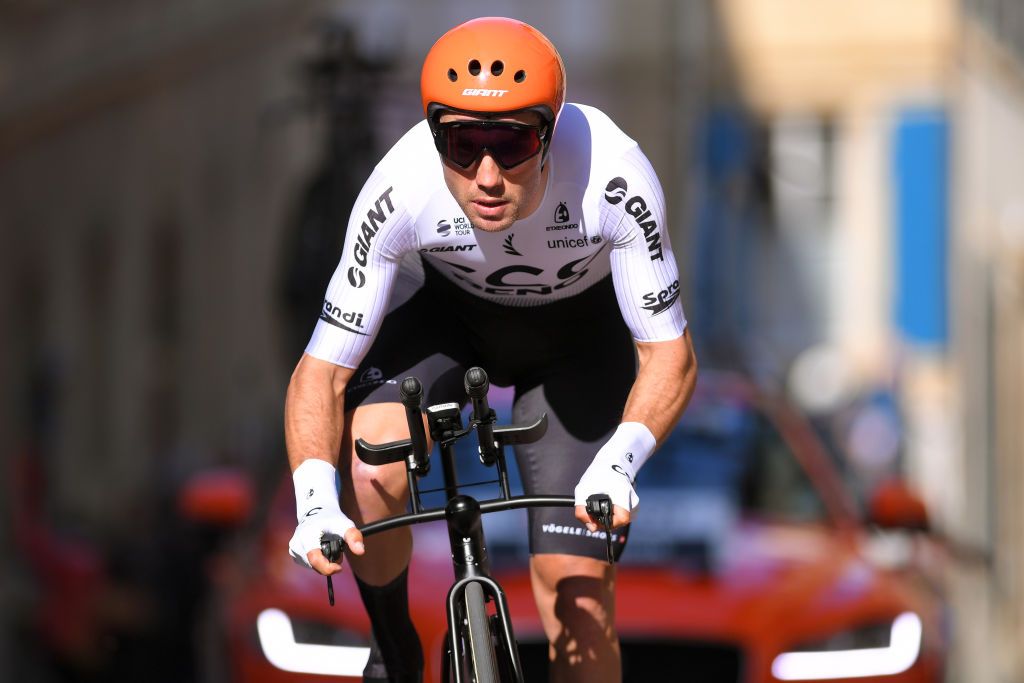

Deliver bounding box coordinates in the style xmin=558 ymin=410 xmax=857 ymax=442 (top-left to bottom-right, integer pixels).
xmin=604 ymin=177 xmax=664 ymax=262
xmin=346 ymin=187 xmax=395 ymax=288
xmin=640 ymin=280 xmax=680 ymax=316
xmin=604 ymin=177 xmax=628 ymax=205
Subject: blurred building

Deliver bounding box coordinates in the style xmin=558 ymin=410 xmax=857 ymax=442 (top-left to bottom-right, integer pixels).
xmin=956 ymin=0 xmax=1024 ymax=678
xmin=0 ymin=1 xmax=328 ymax=677
xmin=709 ymin=0 xmax=1024 ymax=679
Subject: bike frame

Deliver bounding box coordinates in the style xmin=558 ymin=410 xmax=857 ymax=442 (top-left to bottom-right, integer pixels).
xmin=322 ymin=370 xmax=597 ymax=683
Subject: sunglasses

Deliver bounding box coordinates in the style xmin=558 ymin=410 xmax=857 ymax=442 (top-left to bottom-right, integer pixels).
xmin=433 ymin=120 xmax=546 ymax=170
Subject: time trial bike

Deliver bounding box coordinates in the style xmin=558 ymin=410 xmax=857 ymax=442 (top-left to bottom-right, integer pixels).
xmin=319 ymin=366 xmax=616 ymax=683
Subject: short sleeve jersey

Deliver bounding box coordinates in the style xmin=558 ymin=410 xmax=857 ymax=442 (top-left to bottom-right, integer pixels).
xmin=306 ymin=103 xmax=687 ymax=369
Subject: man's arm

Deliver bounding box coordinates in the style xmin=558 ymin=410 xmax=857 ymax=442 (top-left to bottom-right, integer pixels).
xmin=622 ymin=329 xmax=697 ymax=445
xmin=575 ymin=329 xmax=697 ymax=530
xmin=285 ymin=353 xmax=354 ymax=471
xmin=285 ymin=353 xmax=364 ymax=574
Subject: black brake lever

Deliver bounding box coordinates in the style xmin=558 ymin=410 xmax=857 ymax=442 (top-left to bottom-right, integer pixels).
xmin=586 ymin=494 xmax=615 ymax=565
xmin=320 ymin=533 xmax=346 ymax=606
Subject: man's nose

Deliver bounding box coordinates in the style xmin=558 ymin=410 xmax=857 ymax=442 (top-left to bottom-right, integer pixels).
xmin=475 ymin=152 xmax=503 ymax=189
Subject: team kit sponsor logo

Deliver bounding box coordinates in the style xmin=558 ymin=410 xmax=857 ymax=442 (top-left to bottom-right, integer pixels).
xmin=545 ymin=200 xmax=582 ymax=232
xmin=604 ymin=177 xmax=664 ymax=262
xmin=640 ymin=279 xmax=680 ymax=316
xmin=437 ymin=248 xmax=607 ymax=297
xmin=319 ymin=299 xmax=369 ymax=335
xmin=547 ymin=235 xmax=601 ymax=249
xmin=502 ymin=233 xmax=522 ymax=256
xmin=420 ymin=244 xmax=477 ymax=253
xmin=346 ymin=187 xmax=396 ymax=288
xmin=345 ymin=366 xmax=397 ymax=393
xmin=541 ymin=522 xmax=626 ymax=544
xmin=462 ymin=88 xmax=507 ymax=97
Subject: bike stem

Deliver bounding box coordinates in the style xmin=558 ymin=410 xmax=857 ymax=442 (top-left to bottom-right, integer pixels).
xmin=445 ymin=494 xmax=490 ymax=580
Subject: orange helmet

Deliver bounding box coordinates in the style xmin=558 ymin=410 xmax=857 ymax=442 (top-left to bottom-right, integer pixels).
xmin=421 ymin=17 xmax=566 ymax=127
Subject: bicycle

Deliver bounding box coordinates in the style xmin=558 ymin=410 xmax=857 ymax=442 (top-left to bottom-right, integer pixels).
xmin=318 ymin=366 xmax=616 ymax=683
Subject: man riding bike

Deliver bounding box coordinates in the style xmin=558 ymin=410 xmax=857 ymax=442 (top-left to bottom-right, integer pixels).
xmin=284 ymin=16 xmax=697 ymax=683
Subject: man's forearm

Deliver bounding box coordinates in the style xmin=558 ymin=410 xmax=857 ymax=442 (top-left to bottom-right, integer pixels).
xmin=620 ymin=329 xmax=697 ymax=445
xmin=285 ymin=354 xmax=353 ymax=472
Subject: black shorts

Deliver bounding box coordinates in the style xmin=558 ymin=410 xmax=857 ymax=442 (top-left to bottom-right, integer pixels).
xmin=347 ymin=256 xmax=635 ymax=561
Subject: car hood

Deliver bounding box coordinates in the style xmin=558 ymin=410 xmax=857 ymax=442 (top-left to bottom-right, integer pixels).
xmin=494 ymin=517 xmax=929 ymax=650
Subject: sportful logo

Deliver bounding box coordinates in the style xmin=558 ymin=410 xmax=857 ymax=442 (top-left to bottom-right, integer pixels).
xmin=360 ymin=367 xmax=383 ymax=383
xmin=604 ymin=177 xmax=628 ymax=205
xmin=319 ymin=300 xmax=369 ymax=335
xmin=346 ymin=187 xmax=396 ymax=288
xmin=436 ymin=219 xmax=451 ymax=237
xmin=502 ymin=234 xmax=522 ymax=256
xmin=640 ymin=280 xmax=680 ymax=316
xmin=604 ymin=177 xmax=664 ymax=261
xmin=462 ymin=88 xmax=508 ymax=97
xmin=554 ymin=202 xmax=570 ymax=223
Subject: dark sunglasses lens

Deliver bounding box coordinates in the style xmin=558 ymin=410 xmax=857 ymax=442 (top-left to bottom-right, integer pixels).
xmin=441 ymin=124 xmax=542 ymax=169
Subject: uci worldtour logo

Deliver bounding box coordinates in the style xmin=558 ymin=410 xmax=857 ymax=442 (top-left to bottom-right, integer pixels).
xmin=603 ymin=177 xmax=663 ymax=262
xmin=319 ymin=299 xmax=369 ymax=335
xmin=436 ymin=219 xmax=451 ymax=237
xmin=346 ymin=187 xmax=396 ymax=288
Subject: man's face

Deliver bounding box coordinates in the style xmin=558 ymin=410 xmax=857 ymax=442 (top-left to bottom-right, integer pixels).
xmin=437 ymin=111 xmax=549 ymax=233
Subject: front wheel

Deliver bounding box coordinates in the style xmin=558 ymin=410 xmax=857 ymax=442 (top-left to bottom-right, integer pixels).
xmin=464 ymin=581 xmax=500 ymax=683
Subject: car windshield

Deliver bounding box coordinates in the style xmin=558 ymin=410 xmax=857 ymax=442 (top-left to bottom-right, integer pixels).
xmin=415 ymin=382 xmax=832 ymax=566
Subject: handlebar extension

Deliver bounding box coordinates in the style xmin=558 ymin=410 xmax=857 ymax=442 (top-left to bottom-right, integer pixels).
xmin=465 ymin=367 xmax=498 ymax=466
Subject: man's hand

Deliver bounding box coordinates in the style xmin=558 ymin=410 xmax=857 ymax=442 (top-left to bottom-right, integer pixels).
xmin=573 ymin=464 xmax=636 ymax=531
xmin=288 ymin=458 xmax=365 ymax=576
xmin=573 ymin=422 xmax=656 ymax=530
xmin=288 ymin=508 xmax=365 ymax=575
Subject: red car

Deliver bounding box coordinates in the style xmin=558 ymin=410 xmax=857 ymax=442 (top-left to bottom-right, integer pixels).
xmin=194 ymin=371 xmax=947 ymax=682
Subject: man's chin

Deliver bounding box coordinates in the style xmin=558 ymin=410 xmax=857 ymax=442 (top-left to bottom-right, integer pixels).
xmin=468 ymin=211 xmax=516 ymax=233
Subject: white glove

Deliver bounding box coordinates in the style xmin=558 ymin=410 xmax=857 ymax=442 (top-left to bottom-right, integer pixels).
xmin=287 ymin=459 xmax=357 ymax=569
xmin=574 ymin=422 xmax=656 ymax=512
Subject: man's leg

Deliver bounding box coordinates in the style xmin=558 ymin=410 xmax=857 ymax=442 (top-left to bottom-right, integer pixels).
xmin=339 ymin=402 xmax=423 ymax=683
xmin=530 ymin=554 xmax=620 ymax=683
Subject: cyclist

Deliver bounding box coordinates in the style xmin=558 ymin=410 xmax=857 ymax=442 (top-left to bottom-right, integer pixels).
xmin=285 ymin=17 xmax=697 ymax=683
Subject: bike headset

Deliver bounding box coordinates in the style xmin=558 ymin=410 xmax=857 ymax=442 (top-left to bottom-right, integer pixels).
xmin=420 ymin=17 xmax=566 ymax=170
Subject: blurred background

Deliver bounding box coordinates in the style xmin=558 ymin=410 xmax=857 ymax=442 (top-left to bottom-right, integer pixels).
xmin=2 ymin=0 xmax=1023 ymax=681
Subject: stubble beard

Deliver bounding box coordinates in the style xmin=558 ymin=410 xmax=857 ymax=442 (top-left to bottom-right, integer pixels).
xmin=469 ymin=202 xmax=519 ymax=233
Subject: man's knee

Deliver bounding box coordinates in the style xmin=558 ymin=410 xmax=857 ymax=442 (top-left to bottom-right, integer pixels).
xmin=340 ymin=403 xmax=416 ymax=520
xmin=532 ymin=555 xmax=616 ymax=629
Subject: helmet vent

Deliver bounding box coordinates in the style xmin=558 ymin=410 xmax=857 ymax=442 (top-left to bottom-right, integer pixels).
xmin=491 ymin=61 xmax=504 ymax=76
xmin=514 ymin=69 xmax=526 ymax=83
xmin=447 ymin=68 xmax=458 ymax=82
xmin=468 ymin=60 xmax=481 ymax=76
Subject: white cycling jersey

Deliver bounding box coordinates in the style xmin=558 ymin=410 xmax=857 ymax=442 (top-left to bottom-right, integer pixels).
xmin=306 ymin=103 xmax=687 ymax=369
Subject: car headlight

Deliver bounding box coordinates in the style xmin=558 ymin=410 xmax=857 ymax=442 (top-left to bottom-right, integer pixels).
xmin=771 ymin=612 xmax=922 ymax=680
xmin=256 ymin=608 xmax=371 ymax=676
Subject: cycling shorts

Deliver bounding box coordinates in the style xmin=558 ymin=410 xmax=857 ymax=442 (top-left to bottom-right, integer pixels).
xmin=346 ymin=255 xmax=634 ymax=561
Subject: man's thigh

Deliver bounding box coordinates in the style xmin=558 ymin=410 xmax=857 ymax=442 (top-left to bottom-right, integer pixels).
xmin=512 ymin=331 xmax=635 ymax=562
